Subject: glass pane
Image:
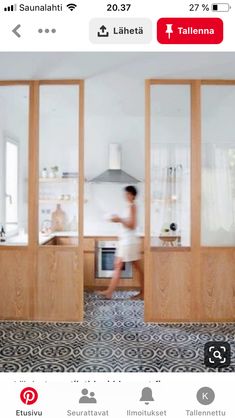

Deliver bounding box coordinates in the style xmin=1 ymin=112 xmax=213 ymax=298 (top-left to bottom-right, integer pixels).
xmin=202 ymin=85 xmax=235 ymax=246
xmin=0 ymin=86 xmax=29 ymax=245
xmin=6 ymin=140 xmax=18 ymax=230
xmin=39 ymin=85 xmax=79 ymax=246
xmin=102 ymin=252 xmax=115 ymax=271
xmin=150 ymin=85 xmax=191 ymax=247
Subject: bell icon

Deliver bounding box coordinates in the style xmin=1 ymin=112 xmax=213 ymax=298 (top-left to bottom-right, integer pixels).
xmin=140 ymin=387 xmax=154 ymax=405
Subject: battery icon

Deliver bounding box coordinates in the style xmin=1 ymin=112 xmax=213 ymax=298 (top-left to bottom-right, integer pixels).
xmin=212 ymin=3 xmax=231 ymax=11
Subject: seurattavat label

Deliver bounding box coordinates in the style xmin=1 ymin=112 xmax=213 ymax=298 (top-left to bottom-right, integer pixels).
xmin=67 ymin=411 xmax=109 ymax=416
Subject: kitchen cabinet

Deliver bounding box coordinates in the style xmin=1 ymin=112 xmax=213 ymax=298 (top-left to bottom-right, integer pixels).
xmin=84 ymin=237 xmax=144 ymax=290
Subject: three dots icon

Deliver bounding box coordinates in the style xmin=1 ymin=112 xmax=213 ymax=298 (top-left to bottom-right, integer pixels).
xmin=38 ymin=28 xmax=56 ymax=34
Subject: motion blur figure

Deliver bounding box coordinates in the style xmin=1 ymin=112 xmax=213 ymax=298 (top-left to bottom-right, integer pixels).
xmin=98 ymin=185 xmax=144 ymax=299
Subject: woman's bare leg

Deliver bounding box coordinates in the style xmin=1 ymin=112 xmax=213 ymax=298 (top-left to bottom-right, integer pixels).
xmin=97 ymin=257 xmax=123 ymax=299
xmin=131 ymin=260 xmax=144 ymax=299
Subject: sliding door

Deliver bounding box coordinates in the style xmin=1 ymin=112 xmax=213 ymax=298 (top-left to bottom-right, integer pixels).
xmin=146 ymin=79 xmax=235 ymax=322
xmin=0 ymin=80 xmax=84 ymax=322
xmin=37 ymin=82 xmax=84 ymax=321
xmin=145 ymin=81 xmax=193 ymax=322
xmin=200 ymin=82 xmax=235 ymax=320
xmin=0 ymin=84 xmax=32 ymax=319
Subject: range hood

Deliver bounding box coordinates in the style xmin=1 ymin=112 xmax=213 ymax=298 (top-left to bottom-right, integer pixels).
xmin=91 ymin=144 xmax=140 ymax=184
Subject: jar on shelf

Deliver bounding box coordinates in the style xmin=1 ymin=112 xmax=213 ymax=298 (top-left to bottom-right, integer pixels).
xmin=41 ymin=168 xmax=48 ymax=178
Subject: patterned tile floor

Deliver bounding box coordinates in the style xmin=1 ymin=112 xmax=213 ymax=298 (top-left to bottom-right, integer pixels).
xmin=0 ymin=291 xmax=234 ymax=372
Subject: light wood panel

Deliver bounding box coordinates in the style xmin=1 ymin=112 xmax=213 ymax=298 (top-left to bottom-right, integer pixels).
xmin=200 ymin=249 xmax=235 ymax=321
xmin=0 ymin=250 xmax=32 ymax=319
xmin=84 ymin=253 xmax=95 ymax=287
xmin=84 ymin=238 xmax=95 ymax=252
xmin=37 ymin=247 xmax=81 ymax=321
xmin=148 ymin=251 xmax=193 ymax=322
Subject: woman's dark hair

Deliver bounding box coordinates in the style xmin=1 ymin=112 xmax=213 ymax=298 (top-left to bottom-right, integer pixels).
xmin=125 ymin=185 xmax=138 ymax=197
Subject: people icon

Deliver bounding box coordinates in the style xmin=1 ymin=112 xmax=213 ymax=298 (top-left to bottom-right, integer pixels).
xmin=89 ymin=392 xmax=96 ymax=404
xmin=79 ymin=388 xmax=97 ymax=404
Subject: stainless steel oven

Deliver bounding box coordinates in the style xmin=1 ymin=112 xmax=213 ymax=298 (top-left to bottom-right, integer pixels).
xmin=96 ymin=240 xmax=132 ymax=278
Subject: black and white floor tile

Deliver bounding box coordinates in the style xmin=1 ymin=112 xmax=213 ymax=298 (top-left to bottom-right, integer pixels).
xmin=0 ymin=292 xmax=234 ymax=372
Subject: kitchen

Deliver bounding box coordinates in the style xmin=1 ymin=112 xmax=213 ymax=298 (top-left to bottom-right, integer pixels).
xmin=0 ymin=52 xmax=235 ymax=326
xmin=0 ymin=57 xmax=146 ymax=322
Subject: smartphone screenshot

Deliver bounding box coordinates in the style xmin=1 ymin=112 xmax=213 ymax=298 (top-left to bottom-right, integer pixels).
xmin=0 ymin=0 xmax=234 ymax=416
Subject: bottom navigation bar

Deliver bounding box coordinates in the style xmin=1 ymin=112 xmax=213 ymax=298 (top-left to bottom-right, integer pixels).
xmin=0 ymin=373 xmax=233 ymax=417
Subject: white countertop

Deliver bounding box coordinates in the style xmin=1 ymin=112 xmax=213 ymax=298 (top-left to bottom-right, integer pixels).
xmin=0 ymin=231 xmax=78 ymax=246
xmin=39 ymin=231 xmax=78 ymax=245
xmin=0 ymin=231 xmax=144 ymax=246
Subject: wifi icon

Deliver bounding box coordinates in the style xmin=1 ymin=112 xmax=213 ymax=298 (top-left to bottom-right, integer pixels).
xmin=67 ymin=3 xmax=77 ymax=11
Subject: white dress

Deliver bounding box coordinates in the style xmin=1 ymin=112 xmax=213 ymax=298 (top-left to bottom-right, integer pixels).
xmin=116 ymin=203 xmax=141 ymax=262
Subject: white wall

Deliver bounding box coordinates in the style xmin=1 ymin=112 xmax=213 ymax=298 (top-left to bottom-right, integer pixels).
xmin=38 ymin=72 xmax=145 ymax=236
xmin=84 ymin=182 xmax=144 ymax=236
xmin=84 ymin=70 xmax=145 ymax=235
xmin=0 ymin=88 xmax=29 ymax=235
xmin=2 ymin=67 xmax=144 ymax=235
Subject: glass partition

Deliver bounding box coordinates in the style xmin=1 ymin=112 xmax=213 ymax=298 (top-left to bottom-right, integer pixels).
xmin=39 ymin=85 xmax=79 ymax=246
xmin=0 ymin=86 xmax=29 ymax=245
xmin=202 ymin=85 xmax=235 ymax=246
xmin=150 ymin=84 xmax=191 ymax=247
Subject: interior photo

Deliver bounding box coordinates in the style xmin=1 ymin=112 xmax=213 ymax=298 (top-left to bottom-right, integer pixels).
xmin=0 ymin=52 xmax=234 ymax=372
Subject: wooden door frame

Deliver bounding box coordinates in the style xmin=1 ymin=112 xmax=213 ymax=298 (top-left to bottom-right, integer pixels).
xmin=145 ymin=80 xmax=199 ymax=320
xmin=0 ymin=80 xmax=85 ymax=321
xmin=145 ymin=79 xmax=235 ymax=322
xmin=145 ymin=78 xmax=235 ymax=252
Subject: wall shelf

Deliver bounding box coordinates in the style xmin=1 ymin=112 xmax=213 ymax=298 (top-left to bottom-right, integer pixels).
xmin=39 ymin=199 xmax=77 ymax=204
xmin=39 ymin=177 xmax=78 ymax=183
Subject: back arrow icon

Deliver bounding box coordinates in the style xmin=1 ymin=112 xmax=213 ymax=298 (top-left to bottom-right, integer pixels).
xmin=12 ymin=24 xmax=21 ymax=38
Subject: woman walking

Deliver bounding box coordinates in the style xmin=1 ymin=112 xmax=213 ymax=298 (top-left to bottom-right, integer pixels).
xmin=98 ymin=185 xmax=144 ymax=299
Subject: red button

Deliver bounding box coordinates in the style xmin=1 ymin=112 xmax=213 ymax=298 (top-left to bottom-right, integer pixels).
xmin=157 ymin=18 xmax=223 ymax=44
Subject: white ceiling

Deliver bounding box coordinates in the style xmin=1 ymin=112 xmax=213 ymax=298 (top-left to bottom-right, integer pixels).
xmin=0 ymin=52 xmax=235 ymax=79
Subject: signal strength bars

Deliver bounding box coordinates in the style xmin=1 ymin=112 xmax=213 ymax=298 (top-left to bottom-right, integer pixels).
xmin=4 ymin=4 xmax=17 ymax=11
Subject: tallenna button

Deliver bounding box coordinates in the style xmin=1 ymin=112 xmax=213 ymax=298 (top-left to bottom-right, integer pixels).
xmin=157 ymin=18 xmax=223 ymax=44
xmin=90 ymin=19 xmax=152 ymax=44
